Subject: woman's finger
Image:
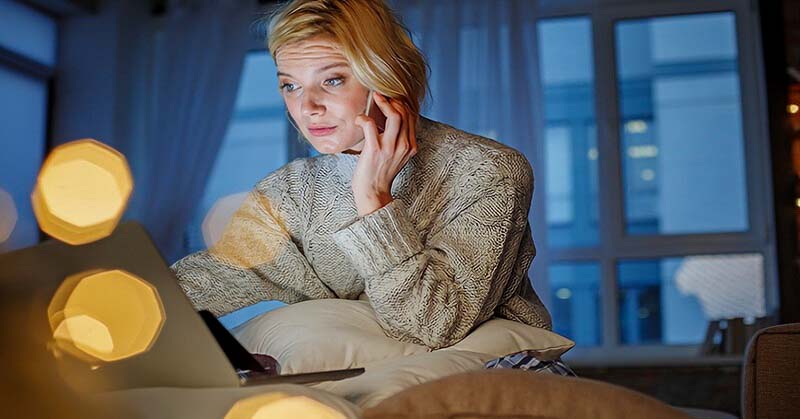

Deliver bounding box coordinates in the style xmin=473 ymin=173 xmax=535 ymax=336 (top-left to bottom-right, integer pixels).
xmin=355 ymin=114 xmax=380 ymax=153
xmin=373 ymin=92 xmax=402 ymax=151
xmin=391 ymin=101 xmax=414 ymax=158
xmin=408 ymin=111 xmax=417 ymax=155
xmin=387 ymin=99 xmax=412 ymax=155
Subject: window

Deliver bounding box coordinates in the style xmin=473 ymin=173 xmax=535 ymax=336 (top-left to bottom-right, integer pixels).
xmin=0 ymin=0 xmax=57 ymax=252
xmin=617 ymin=12 xmax=748 ymax=236
xmin=549 ymin=262 xmax=602 ymax=346
xmin=538 ymin=17 xmax=600 ymax=248
xmin=535 ymin=2 xmax=775 ymax=358
xmin=618 ymin=253 xmax=765 ymax=345
xmin=0 ymin=0 xmax=57 ymax=67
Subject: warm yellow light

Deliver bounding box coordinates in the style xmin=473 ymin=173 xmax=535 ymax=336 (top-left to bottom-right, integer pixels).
xmin=0 ymin=188 xmax=17 ymax=244
xmin=32 ymin=139 xmax=133 ymax=245
xmin=202 ymin=192 xmax=250 ymax=248
xmin=48 ymin=269 xmax=165 ymax=363
xmin=53 ymin=314 xmax=115 ymax=355
xmin=625 ymin=120 xmax=648 ymax=134
xmin=796 ymin=198 xmax=800 ymax=208
xmin=627 ymin=145 xmax=659 ymax=159
xmin=788 ymin=104 xmax=799 ymax=114
xmin=208 ymin=192 xmax=282 ymax=269
xmin=225 ymin=394 xmax=345 ymax=419
xmin=39 ymin=160 xmax=124 ymax=228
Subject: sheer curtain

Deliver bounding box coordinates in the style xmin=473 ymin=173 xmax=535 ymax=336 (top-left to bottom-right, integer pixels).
xmin=391 ymin=0 xmax=541 ymax=159
xmin=391 ymin=0 xmax=547 ymax=296
xmin=134 ymin=0 xmax=257 ymax=262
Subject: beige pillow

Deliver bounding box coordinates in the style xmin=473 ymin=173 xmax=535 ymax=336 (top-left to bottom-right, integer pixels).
xmin=363 ymin=370 xmax=693 ymax=419
xmin=233 ymin=299 xmax=427 ymax=374
xmin=312 ymin=350 xmax=496 ymax=408
xmin=233 ymin=299 xmax=574 ymax=375
xmin=445 ymin=318 xmax=574 ymax=359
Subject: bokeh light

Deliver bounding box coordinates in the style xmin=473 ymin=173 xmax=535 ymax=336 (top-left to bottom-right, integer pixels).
xmin=48 ymin=269 xmax=165 ymax=363
xmin=0 ymin=188 xmax=18 ymax=244
xmin=0 ymin=296 xmax=127 ymax=419
xmin=202 ymin=191 xmax=249 ymax=248
xmin=208 ymin=192 xmax=282 ymax=269
xmin=32 ymin=139 xmax=133 ymax=245
xmin=225 ymin=393 xmax=345 ymax=419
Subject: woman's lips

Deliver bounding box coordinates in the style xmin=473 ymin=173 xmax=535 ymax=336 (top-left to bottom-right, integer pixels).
xmin=308 ymin=126 xmax=336 ymax=136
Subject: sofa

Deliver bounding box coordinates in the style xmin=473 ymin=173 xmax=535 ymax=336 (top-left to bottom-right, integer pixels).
xmin=741 ymin=322 xmax=800 ymax=419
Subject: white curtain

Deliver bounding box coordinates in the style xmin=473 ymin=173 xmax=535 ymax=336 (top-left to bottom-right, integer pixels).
xmin=134 ymin=0 xmax=257 ymax=262
xmin=391 ymin=0 xmax=541 ymax=159
xmin=390 ymin=0 xmax=548 ymax=297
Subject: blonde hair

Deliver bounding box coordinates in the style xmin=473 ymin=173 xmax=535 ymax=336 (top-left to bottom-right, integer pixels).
xmin=266 ymin=0 xmax=428 ymax=116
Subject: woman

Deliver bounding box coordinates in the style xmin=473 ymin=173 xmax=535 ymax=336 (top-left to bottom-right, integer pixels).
xmin=172 ymin=0 xmax=551 ymax=350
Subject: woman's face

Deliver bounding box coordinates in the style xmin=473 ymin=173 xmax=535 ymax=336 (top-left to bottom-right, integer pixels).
xmin=276 ymin=36 xmax=373 ymax=154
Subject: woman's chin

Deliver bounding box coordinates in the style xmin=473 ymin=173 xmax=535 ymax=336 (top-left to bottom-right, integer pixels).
xmin=313 ymin=142 xmax=344 ymax=154
xmin=311 ymin=137 xmax=359 ymax=155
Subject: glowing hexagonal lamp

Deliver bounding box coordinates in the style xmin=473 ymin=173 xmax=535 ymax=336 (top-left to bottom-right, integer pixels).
xmin=32 ymin=139 xmax=133 ymax=245
xmin=225 ymin=393 xmax=345 ymax=419
xmin=0 ymin=188 xmax=17 ymax=244
xmin=48 ymin=269 xmax=165 ymax=363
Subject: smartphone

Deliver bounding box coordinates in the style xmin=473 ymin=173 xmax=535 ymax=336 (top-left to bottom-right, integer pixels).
xmin=365 ymin=89 xmax=375 ymax=116
xmin=364 ymin=89 xmax=386 ymax=133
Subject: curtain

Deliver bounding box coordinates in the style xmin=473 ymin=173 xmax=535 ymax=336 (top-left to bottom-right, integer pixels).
xmin=390 ymin=0 xmax=541 ymax=159
xmin=390 ymin=0 xmax=547 ymax=296
xmin=134 ymin=0 xmax=257 ymax=263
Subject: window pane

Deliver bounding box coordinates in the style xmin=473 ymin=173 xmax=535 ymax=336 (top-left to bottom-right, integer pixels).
xmin=184 ymin=52 xmax=288 ymax=254
xmin=548 ymin=262 xmax=602 ymax=346
xmin=618 ymin=254 xmax=765 ymax=345
xmin=537 ymin=18 xmax=599 ymax=247
xmin=0 ymin=65 xmax=47 ymax=251
xmin=0 ymin=0 xmax=57 ymax=66
xmin=616 ymin=12 xmax=748 ymax=235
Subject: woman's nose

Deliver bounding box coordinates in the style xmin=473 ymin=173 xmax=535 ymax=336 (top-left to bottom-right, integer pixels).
xmin=300 ymin=89 xmax=325 ymax=117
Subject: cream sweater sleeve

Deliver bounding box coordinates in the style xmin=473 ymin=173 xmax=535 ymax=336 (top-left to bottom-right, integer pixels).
xmin=331 ymin=152 xmax=534 ymax=349
xmin=171 ymin=189 xmax=335 ymax=316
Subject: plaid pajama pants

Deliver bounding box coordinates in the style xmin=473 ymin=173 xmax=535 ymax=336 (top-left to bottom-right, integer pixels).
xmin=484 ymin=350 xmax=576 ymax=376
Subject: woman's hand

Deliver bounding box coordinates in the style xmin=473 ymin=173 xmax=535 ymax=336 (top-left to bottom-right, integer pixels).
xmin=352 ymin=92 xmax=417 ymax=217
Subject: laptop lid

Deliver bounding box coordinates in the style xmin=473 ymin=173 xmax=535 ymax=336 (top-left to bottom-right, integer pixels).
xmin=197 ymin=309 xmax=265 ymax=374
xmin=0 ymin=221 xmax=241 ymax=391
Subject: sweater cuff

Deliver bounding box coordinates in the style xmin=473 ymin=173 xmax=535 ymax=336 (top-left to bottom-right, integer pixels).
xmin=332 ymin=199 xmax=423 ymax=278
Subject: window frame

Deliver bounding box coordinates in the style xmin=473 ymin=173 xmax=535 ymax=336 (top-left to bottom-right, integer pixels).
xmin=0 ymin=0 xmax=58 ymax=248
xmin=527 ymin=0 xmax=777 ymax=363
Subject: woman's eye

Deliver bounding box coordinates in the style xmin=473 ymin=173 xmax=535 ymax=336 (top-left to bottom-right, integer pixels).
xmin=324 ymin=77 xmax=344 ymax=87
xmin=280 ymin=83 xmax=298 ymax=93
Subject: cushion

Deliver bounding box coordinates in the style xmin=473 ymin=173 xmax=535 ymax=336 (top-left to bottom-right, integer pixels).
xmin=440 ymin=318 xmax=574 ymax=360
xmin=742 ymin=323 xmax=800 ymax=419
xmin=312 ymin=349 xmax=495 ymax=408
xmin=233 ymin=299 xmax=427 ymax=374
xmin=233 ymin=299 xmax=573 ymax=374
xmin=362 ymin=369 xmax=693 ymax=419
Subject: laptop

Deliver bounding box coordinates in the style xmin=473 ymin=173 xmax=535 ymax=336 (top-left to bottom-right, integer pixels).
xmin=0 ymin=221 xmax=364 ymax=391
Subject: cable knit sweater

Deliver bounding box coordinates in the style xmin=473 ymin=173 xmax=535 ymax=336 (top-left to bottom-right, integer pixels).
xmin=172 ymin=116 xmax=551 ymax=349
